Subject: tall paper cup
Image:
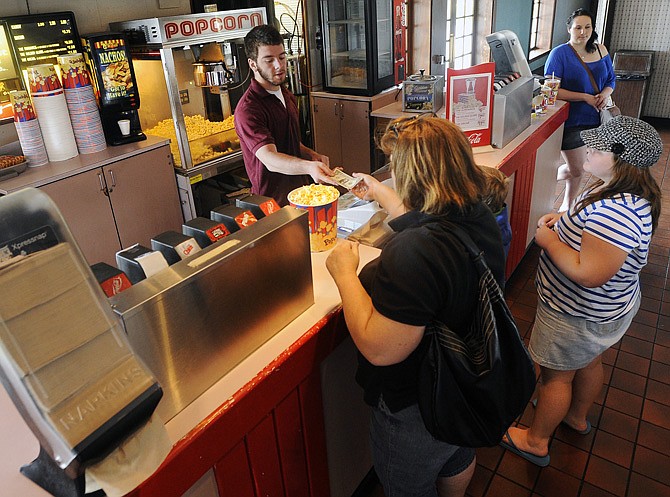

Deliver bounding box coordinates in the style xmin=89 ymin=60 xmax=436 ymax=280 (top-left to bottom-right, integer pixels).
xmin=288 ymin=185 xmax=340 ymax=252
xmin=544 ymin=77 xmax=561 ymax=106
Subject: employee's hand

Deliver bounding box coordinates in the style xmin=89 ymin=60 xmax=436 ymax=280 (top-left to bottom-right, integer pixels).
xmin=326 ymin=239 xmax=360 ymax=277
xmin=308 ymin=161 xmax=339 ymax=186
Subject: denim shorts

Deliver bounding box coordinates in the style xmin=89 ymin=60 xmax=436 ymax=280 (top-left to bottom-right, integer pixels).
xmin=529 ymin=295 xmax=641 ymax=370
xmin=370 ymin=398 xmax=475 ymax=497
xmin=562 ymin=125 xmax=597 ymax=150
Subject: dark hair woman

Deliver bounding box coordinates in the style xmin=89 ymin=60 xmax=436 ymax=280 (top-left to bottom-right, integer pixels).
xmin=545 ymin=8 xmax=616 ymax=212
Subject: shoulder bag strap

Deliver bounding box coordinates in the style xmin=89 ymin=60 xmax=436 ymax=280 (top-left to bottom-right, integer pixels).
xmin=568 ymin=44 xmax=601 ymax=93
xmin=440 ymin=223 xmax=490 ymax=278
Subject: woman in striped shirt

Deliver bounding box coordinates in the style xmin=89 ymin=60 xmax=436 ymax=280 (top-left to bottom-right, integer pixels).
xmin=501 ymin=116 xmax=663 ymax=467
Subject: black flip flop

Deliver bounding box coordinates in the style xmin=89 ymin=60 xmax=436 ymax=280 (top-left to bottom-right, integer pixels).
xmin=499 ymin=430 xmax=550 ymax=467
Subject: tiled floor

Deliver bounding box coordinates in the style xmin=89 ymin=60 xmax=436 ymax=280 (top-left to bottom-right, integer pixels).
xmin=363 ymin=118 xmax=670 ymax=497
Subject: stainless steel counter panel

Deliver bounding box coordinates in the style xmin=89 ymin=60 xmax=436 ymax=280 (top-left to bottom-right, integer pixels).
xmin=110 ymin=207 xmax=313 ymax=421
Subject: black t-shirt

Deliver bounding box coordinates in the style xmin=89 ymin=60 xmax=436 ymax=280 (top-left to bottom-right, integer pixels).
xmin=356 ymin=203 xmax=505 ymax=412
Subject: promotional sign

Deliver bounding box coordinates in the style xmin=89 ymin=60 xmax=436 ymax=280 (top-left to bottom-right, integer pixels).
xmin=393 ymin=0 xmax=407 ymax=84
xmin=445 ymin=62 xmax=495 ymax=147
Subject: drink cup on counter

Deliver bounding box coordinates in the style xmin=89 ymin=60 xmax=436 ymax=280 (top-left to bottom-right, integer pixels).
xmin=544 ymin=77 xmax=561 ymax=106
xmin=288 ymin=184 xmax=340 ymax=252
xmin=118 ymin=119 xmax=131 ymax=136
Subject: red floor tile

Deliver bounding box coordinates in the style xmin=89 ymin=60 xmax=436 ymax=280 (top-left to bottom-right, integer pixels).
xmin=619 ymin=335 xmax=654 ymax=359
xmin=631 ymin=445 xmax=670 ymax=486
xmin=598 ymin=407 xmax=639 ymax=442
xmin=626 ymin=321 xmax=657 ymax=343
xmin=637 ymin=421 xmax=670 ymax=456
xmin=534 ymin=466 xmax=581 ymax=497
xmin=484 ymin=475 xmax=531 ymax=497
xmin=614 ymin=351 xmax=651 ymax=377
xmin=609 ymin=368 xmax=647 ymax=396
xmin=592 ymin=431 xmax=634 ymax=468
xmin=646 ymin=378 xmax=670 ymax=406
xmin=466 ymin=465 xmax=494 ymax=497
xmin=584 ymin=456 xmax=629 ymax=496
xmin=604 ymin=387 xmax=644 ymax=418
xmin=627 ymin=472 xmax=670 ymax=497
xmin=641 ymin=399 xmax=670 ymax=430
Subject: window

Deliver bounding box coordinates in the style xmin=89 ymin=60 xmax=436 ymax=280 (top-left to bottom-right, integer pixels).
xmin=528 ymin=0 xmax=555 ymax=60
xmin=444 ymin=0 xmax=476 ymax=69
xmin=431 ymin=0 xmax=494 ymax=78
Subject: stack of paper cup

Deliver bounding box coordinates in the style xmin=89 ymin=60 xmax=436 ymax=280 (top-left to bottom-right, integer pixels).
xmin=9 ymin=90 xmax=49 ymax=167
xmin=27 ymin=63 xmax=78 ymax=162
xmin=58 ymin=54 xmax=107 ymax=154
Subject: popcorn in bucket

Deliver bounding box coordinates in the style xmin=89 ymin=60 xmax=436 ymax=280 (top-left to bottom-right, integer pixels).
xmin=288 ymin=184 xmax=340 ymax=252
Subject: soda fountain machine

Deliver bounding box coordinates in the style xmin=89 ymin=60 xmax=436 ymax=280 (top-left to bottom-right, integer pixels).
xmin=110 ymin=7 xmax=267 ymax=221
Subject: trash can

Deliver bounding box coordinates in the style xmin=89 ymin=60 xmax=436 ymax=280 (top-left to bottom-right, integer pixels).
xmin=611 ymin=50 xmax=654 ymax=119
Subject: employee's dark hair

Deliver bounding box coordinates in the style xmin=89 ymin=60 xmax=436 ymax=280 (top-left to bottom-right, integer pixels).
xmin=567 ymin=8 xmax=599 ymax=53
xmin=244 ymin=24 xmax=284 ymax=61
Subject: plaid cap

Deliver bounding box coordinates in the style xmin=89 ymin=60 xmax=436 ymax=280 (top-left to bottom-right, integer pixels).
xmin=580 ymin=116 xmax=663 ymax=168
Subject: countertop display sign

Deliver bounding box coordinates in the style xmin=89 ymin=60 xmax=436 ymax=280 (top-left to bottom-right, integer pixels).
xmin=445 ymin=62 xmax=495 ymax=147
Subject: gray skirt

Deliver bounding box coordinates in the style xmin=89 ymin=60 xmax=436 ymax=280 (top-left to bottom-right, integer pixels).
xmin=529 ymin=295 xmax=641 ymax=370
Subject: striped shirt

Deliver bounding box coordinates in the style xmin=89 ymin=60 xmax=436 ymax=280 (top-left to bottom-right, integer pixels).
xmin=537 ymin=191 xmax=652 ymax=323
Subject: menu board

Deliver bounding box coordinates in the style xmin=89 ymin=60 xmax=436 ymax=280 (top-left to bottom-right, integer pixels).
xmin=0 ymin=23 xmax=20 ymax=120
xmin=5 ymin=12 xmax=81 ymax=69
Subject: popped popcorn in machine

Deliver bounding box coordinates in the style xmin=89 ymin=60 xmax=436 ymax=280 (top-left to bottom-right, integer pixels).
xmin=110 ymin=7 xmax=267 ymax=221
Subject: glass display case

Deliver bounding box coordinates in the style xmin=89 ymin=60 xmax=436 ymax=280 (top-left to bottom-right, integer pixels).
xmin=320 ymin=0 xmax=395 ymax=96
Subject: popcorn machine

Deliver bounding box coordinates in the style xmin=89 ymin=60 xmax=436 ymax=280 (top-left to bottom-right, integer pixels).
xmin=110 ymin=7 xmax=267 ymax=221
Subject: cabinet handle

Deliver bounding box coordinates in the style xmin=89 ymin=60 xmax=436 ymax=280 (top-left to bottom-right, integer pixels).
xmin=108 ymin=170 xmax=116 ymax=194
xmin=97 ymin=172 xmax=109 ymax=197
xmin=334 ymin=102 xmax=338 ymax=117
xmin=340 ymin=102 xmax=344 ymax=120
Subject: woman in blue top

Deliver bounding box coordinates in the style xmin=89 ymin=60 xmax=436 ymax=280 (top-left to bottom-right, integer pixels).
xmin=545 ymin=9 xmax=616 ymax=212
xmin=500 ymin=116 xmax=662 ymax=467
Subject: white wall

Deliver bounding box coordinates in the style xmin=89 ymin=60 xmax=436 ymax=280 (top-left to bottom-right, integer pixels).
xmin=609 ymin=0 xmax=670 ymax=118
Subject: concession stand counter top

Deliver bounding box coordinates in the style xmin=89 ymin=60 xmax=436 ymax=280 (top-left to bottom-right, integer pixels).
xmin=0 ymin=103 xmax=568 ymax=497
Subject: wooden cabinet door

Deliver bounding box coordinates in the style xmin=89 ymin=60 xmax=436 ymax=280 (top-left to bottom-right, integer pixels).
xmin=311 ymin=96 xmax=343 ymax=166
xmin=106 ymin=145 xmax=183 ymax=249
xmin=40 ymin=168 xmax=121 ymax=266
xmin=340 ymin=99 xmax=372 ymax=175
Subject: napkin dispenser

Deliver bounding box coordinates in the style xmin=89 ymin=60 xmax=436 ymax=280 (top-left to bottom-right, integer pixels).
xmin=0 ymin=188 xmax=163 ymax=497
xmin=491 ymin=76 xmax=533 ymax=149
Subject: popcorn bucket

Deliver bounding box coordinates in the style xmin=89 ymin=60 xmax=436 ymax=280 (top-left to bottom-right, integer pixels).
xmin=288 ymin=185 xmax=340 ymax=252
xmin=57 ymin=53 xmax=91 ymax=89
xmin=27 ymin=64 xmax=62 ymax=94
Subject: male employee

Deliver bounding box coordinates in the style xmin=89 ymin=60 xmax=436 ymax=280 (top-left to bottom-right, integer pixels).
xmin=235 ymin=24 xmax=337 ymax=206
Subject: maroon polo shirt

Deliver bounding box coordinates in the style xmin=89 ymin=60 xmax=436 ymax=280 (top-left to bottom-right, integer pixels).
xmin=234 ymin=78 xmax=311 ymax=206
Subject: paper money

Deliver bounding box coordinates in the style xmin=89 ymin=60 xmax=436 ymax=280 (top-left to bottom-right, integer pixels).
xmin=331 ymin=169 xmax=363 ymax=190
